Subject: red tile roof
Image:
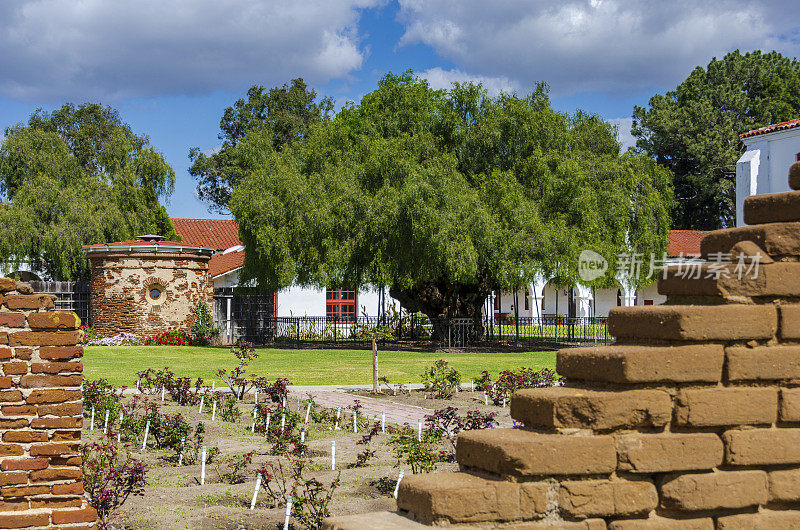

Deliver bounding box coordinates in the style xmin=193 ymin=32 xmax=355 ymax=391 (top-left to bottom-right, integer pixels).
xmin=740 ymin=118 xmax=800 ymax=139
xmin=209 ymin=250 xmax=245 ymax=278
xmin=171 ymin=218 xmax=241 ymax=251
xmin=82 ymin=240 xmax=209 ymax=250
xmin=667 ymin=230 xmax=709 ymax=257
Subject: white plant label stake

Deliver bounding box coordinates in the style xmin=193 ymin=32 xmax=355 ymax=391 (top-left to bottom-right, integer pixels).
xmin=136 ymin=379 xmax=140 ymax=392
xmin=199 ymin=396 xmax=204 ymax=413
xmin=211 ymin=381 xmax=215 ymax=392
xmin=280 ymin=413 xmax=286 ymax=434
xmin=161 ymin=386 xmax=165 ymax=401
xmin=484 ymin=392 xmax=488 ymax=406
xmin=254 ymin=388 xmax=258 ymax=404
xmin=300 ymin=428 xmax=305 ymax=444
xmin=331 ymin=441 xmax=336 ymax=470
xmin=393 ymin=470 xmax=405 ymax=499
xmin=141 ymin=419 xmax=150 ymax=451
xmin=90 ymin=406 xmax=95 ymax=431
xmin=417 ymin=419 xmax=422 ymax=442
xmin=200 ymin=446 xmax=207 ymax=485
xmin=266 ymin=413 xmax=271 ymax=433
xmin=178 ymin=436 xmax=185 ymax=466
xmin=353 ymin=411 xmax=357 ymax=433
xmin=250 ymin=475 xmax=262 ymax=510
xmin=381 ymin=412 xmax=386 ymax=433
xmin=283 ymin=497 xmax=292 ymax=530
xmin=251 ymin=407 xmax=257 ymax=432
xmin=117 ymin=411 xmax=123 ymax=443
xmin=305 ymin=402 xmax=311 ymax=423
xmin=211 ymin=401 xmax=217 ymax=422
xmin=103 ymin=410 xmax=109 ymax=434
xmin=334 ymin=407 xmax=341 ymax=430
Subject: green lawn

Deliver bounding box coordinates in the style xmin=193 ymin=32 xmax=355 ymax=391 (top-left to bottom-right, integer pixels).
xmin=83 ymin=345 xmax=557 ymax=387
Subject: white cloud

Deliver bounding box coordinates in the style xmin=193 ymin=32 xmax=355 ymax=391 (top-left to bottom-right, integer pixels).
xmin=397 ymin=0 xmax=800 ymax=96
xmin=606 ymin=117 xmax=636 ymax=150
xmin=0 ymin=0 xmax=383 ymax=101
xmin=420 ymin=67 xmax=520 ymax=96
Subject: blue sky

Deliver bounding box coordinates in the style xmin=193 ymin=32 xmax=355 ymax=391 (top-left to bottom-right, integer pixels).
xmin=1 ymin=0 xmax=798 ymax=219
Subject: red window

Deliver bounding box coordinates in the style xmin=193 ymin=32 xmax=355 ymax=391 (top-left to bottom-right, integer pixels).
xmin=326 ymin=288 xmax=357 ymax=322
xmin=644 ymin=299 xmax=654 ymax=306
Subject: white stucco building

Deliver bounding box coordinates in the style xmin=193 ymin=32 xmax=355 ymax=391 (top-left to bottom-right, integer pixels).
xmin=736 ymin=118 xmax=800 ymax=226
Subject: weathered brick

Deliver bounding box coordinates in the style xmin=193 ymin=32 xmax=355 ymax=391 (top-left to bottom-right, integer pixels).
xmin=609 ymin=304 xmax=777 ymax=342
xmin=31 ymin=362 xmax=82 ymax=374
xmin=0 ymin=333 xmax=6 ymax=345
xmin=52 ymin=505 xmax=97 ymax=524
xmin=9 ymin=330 xmax=79 ymax=347
xmin=616 ymin=433 xmax=722 ymax=473
xmin=30 ymin=416 xmax=82 ymax=429
xmin=0 ymin=376 xmax=11 ymax=389
xmin=31 ymin=467 xmax=83 ymax=481
xmin=19 ymin=374 xmax=82 ymax=388
xmin=1 ymin=405 xmax=36 ymax=416
xmin=558 ymin=479 xmax=657 ymax=518
xmin=3 ymin=431 xmax=48 ymax=443
xmin=26 ymin=389 xmax=81 ymax=404
xmin=397 ymin=472 xmax=546 ymax=524
xmin=0 ymin=499 xmax=29 ymax=512
xmin=782 ymin=388 xmax=800 ymax=422
xmin=2 ymin=294 xmax=55 ymax=310
xmin=701 ymin=221 xmax=800 ymax=258
xmin=0 ymin=444 xmax=24 ymax=456
xmin=27 ymin=311 xmax=81 ymax=330
xmin=717 ymin=510 xmax=800 ymax=529
xmin=0 ymin=346 xmax=10 ymax=360
xmin=0 ymin=390 xmax=23 ymax=402
xmin=0 ymin=459 xmax=48 ymax=471
xmin=2 ymin=362 xmax=27 ymax=376
xmin=768 ymin=468 xmax=800 ymax=502
xmin=780 ymin=304 xmax=800 ymax=339
xmin=30 ymin=443 xmax=78 ymax=456
xmin=674 ymin=387 xmax=777 ymax=426
xmin=0 ymin=471 xmax=27 ymax=486
xmin=51 ymin=430 xmax=81 ymax=441
xmin=0 ymin=513 xmax=50 ymax=528
xmin=660 ymin=470 xmax=767 ymax=511
xmin=0 ymin=419 xmax=29 ymax=429
xmin=0 ymin=277 xmax=15 ymax=291
xmin=37 ymin=402 xmax=82 ymax=417
xmin=51 ymin=480 xmax=82 ymax=495
xmin=39 ymin=346 xmax=83 ymax=360
xmin=727 ymin=344 xmax=800 ymax=381
xmin=724 ymin=428 xmax=800 ymax=465
xmin=0 ymin=484 xmax=50 ymax=496
xmin=31 ymin=497 xmax=83 ymax=509
xmin=0 ymin=313 xmax=25 ymax=327
xmin=556 ymin=344 xmax=723 ymax=383
xmin=511 ymin=388 xmax=671 ymax=431
xmin=456 ymin=429 xmax=616 ymax=477
xmin=608 ymin=518 xmax=712 ymax=530
xmin=744 ymin=189 xmax=800 ymax=224
xmin=13 ymin=347 xmax=32 ymax=360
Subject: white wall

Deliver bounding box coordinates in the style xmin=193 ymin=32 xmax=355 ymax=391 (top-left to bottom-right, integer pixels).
xmin=275 ymin=284 xmax=399 ymax=317
xmin=212 ymin=270 xmax=240 ymax=289
xmin=737 ymin=128 xmax=800 ymax=226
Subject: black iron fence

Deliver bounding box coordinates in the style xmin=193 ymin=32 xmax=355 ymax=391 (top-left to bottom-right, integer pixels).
xmin=485 ymin=316 xmax=610 ymax=344
xmin=29 ymin=281 xmax=91 ymax=326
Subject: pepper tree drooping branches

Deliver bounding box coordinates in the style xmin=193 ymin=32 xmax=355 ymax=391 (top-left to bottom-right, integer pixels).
xmin=225 ymin=72 xmax=673 ymax=339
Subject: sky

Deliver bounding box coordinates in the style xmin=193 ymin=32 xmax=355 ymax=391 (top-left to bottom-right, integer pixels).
xmin=1 ymin=0 xmax=799 ymax=220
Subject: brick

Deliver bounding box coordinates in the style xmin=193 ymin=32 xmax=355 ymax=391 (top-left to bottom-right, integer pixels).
xmin=609 ymin=518 xmax=712 ymax=530
xmin=609 ymin=304 xmax=777 ymax=342
xmin=556 ymin=344 xmax=723 ymax=383
xmin=0 ymin=376 xmax=10 ymax=389
xmin=0 ymin=513 xmax=50 ymax=528
xmin=30 ymin=416 xmax=82 ymax=429
xmin=0 ymin=472 xmax=27 ymax=486
xmin=2 ymin=363 xmax=27 ymax=376
xmin=657 ymin=263 xmax=768 ymax=297
xmin=727 ymin=345 xmax=800 ymax=381
xmin=38 ymin=403 xmax=82 ymax=416
xmin=2 ymin=294 xmax=55 ymax=310
xmin=744 ymin=190 xmax=800 ymax=224
xmin=9 ymin=330 xmax=79 ymax=347
xmin=31 ymin=362 xmax=82 ymax=374
xmin=674 ymin=387 xmax=777 ymax=426
xmin=505 ymin=520 xmax=607 ymax=529
xmin=0 ymin=346 xmax=10 ymax=360
xmin=724 ymin=428 xmax=800 ymax=465
xmin=0 ymin=278 xmax=15 ymax=291
xmin=39 ymin=346 xmax=83 ymax=360
xmin=558 ymin=479 xmax=656 ymax=518
xmin=31 ymin=497 xmax=83 ymax=509
xmin=0 ymin=313 xmax=25 ymax=327
xmin=0 ymin=333 xmax=6 ymax=345
xmin=780 ymin=304 xmax=800 ymax=339
xmin=52 ymin=505 xmax=97 ymax=524
xmin=456 ymin=429 xmax=616 ymax=477
xmin=1 ymin=459 xmax=48 ymax=471
xmin=0 ymin=484 xmax=50 ymax=496
xmin=660 ymin=470 xmax=766 ymax=511
xmin=768 ymin=468 xmax=800 ymax=502
xmin=50 ymin=456 xmax=81 ymax=466
xmin=0 ymin=390 xmax=23 ymax=402
xmin=3 ymin=431 xmax=48 ymax=443
xmin=397 ymin=472 xmax=546 ymax=524
xmin=0 ymin=419 xmax=29 ymax=429
xmin=512 ymin=388 xmax=671 ymax=431
xmin=51 ymin=481 xmax=82 ymax=495
xmin=0 ymin=499 xmax=28 ymax=512
xmin=1 ymin=405 xmax=36 ymax=415
xmin=27 ymin=311 xmax=81 ymax=330
xmin=31 ymin=467 xmax=82 ymax=481
xmin=0 ymin=444 xmax=24 ymax=456
xmin=616 ymin=433 xmax=722 ymax=473
xmin=782 ymin=388 xmax=800 ymax=422
xmin=19 ymin=374 xmax=82 ymax=388
xmin=26 ymin=389 xmax=81 ymax=404
xmin=718 ymin=510 xmax=800 ymax=529
xmin=30 ymin=443 xmax=78 ymax=456
xmin=51 ymin=430 xmax=81 ymax=441
xmin=701 ymin=221 xmax=800 ymax=258
xmin=13 ymin=348 xmax=32 ymax=360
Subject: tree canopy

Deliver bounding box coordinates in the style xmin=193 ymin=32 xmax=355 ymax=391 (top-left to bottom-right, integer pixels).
xmin=0 ymin=103 xmax=177 ymax=280
xmin=633 ymin=50 xmax=800 ymax=229
xmin=227 ymin=72 xmax=673 ymax=335
xmin=190 ymin=78 xmax=334 ymax=212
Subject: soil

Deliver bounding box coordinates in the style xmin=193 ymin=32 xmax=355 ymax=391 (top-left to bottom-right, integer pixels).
xmin=85 ymin=388 xmax=512 ymax=529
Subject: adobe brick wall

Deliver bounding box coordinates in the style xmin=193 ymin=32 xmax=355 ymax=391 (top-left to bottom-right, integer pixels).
xmin=88 ymin=251 xmax=212 ymax=339
xmin=323 ymin=160 xmax=800 ymax=529
xmin=0 ymin=278 xmax=97 ymax=529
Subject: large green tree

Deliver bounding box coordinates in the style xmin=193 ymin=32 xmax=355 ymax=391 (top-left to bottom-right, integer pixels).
xmin=189 ymin=78 xmax=334 ymax=212
xmin=227 ymin=72 xmax=673 ymax=338
xmin=633 ymin=50 xmax=800 ymax=229
xmin=0 ymin=103 xmax=177 ymax=280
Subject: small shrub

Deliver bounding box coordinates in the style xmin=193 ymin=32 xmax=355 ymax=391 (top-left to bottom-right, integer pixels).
xmin=424 ymin=407 xmax=496 ymax=453
xmin=190 ymin=300 xmax=220 ymax=345
xmin=389 ymin=427 xmax=441 ymax=474
xmin=83 ymin=379 xmax=123 ymax=424
xmin=218 ymin=340 xmax=271 ymax=399
xmin=85 ymin=332 xmax=141 ymax=346
xmin=80 ymin=439 xmax=147 ymax=529
xmin=478 ymin=367 xmax=562 ymax=405
xmin=349 ymin=421 xmax=381 ymax=468
xmin=143 ymin=329 xmax=192 ymax=346
xmin=218 ymin=394 xmax=241 ymax=422
xmin=214 ymin=451 xmax=253 ymax=484
xmin=259 ymin=377 xmax=290 ymax=404
xmin=136 ymin=367 xmax=206 ymax=405
xmin=421 ymin=359 xmax=461 ymax=398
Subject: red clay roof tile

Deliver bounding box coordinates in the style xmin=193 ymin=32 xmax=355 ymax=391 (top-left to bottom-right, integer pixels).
xmin=209 ymin=250 xmax=245 ymax=278
xmin=171 ymin=218 xmax=241 ymax=251
xmin=667 ymin=230 xmax=709 ymax=257
xmin=740 ymin=118 xmax=800 ymax=139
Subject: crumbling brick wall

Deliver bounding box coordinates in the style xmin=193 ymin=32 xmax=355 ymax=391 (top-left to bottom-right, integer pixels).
xmin=0 ymin=278 xmax=96 ymax=528
xmin=324 ymin=161 xmax=800 ymax=529
xmin=88 ymin=251 xmax=212 ymax=340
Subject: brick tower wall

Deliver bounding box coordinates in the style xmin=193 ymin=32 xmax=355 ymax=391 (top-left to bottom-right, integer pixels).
xmin=323 ymin=161 xmax=800 ymax=529
xmin=88 ymin=251 xmax=212 ymax=340
xmin=0 ymin=278 xmax=97 ymax=529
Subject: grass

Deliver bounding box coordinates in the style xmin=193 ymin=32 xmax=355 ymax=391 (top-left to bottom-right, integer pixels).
xmin=83 ymin=345 xmax=557 ymax=387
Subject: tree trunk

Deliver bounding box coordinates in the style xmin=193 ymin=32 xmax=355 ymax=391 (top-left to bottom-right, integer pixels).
xmin=389 ymin=268 xmax=490 ymax=343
